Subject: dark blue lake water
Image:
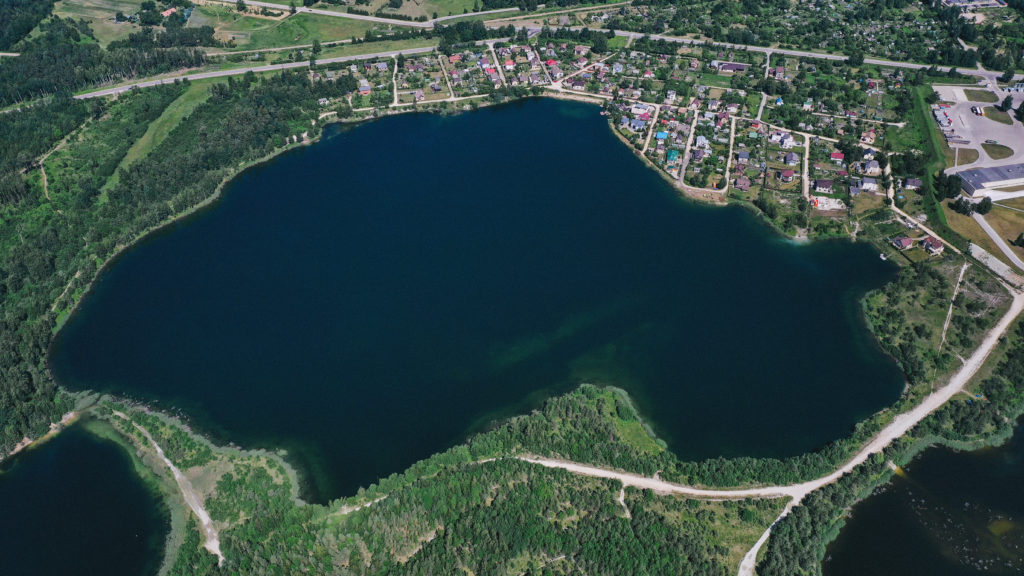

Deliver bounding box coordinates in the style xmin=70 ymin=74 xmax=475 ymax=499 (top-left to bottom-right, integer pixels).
xmin=50 ymin=98 xmax=905 ymax=502
xmin=826 ymin=423 xmax=1024 ymax=575
xmin=0 ymin=423 xmax=168 ymax=576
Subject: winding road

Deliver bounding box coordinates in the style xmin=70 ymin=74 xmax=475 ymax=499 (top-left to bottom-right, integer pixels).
xmin=521 ymin=285 xmax=1024 ymax=576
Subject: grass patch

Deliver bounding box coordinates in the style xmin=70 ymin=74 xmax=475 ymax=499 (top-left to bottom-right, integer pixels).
xmin=191 ymin=6 xmax=384 ymax=50
xmin=983 ymin=142 xmax=1014 ymax=160
xmin=105 ymin=79 xmax=216 ymax=192
xmin=984 ymin=206 xmax=1024 ymax=260
xmin=942 ymin=203 xmax=1016 ymax=268
xmin=982 ymin=106 xmax=1013 ymax=125
xmin=51 ymin=0 xmax=146 ymax=46
xmin=964 ymin=88 xmax=999 ymax=103
xmin=955 ymin=147 xmax=980 ymax=166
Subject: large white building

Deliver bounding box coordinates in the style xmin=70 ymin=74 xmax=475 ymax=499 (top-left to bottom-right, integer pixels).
xmin=960 ymin=163 xmax=1024 ymax=197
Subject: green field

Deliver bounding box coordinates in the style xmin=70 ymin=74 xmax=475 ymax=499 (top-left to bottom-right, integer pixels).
xmin=391 ymin=0 xmax=478 ymax=19
xmin=983 ymin=142 xmax=1014 ymax=160
xmin=964 ymin=88 xmax=999 ymax=103
xmin=983 ymin=106 xmax=1013 ymax=125
xmin=189 ymin=5 xmax=386 ymax=50
xmin=105 ymin=79 xmax=217 ymax=192
xmin=50 ymin=0 xmax=147 ymax=46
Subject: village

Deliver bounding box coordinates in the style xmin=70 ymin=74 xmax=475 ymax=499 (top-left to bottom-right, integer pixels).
xmin=298 ymin=28 xmax=1022 ymax=267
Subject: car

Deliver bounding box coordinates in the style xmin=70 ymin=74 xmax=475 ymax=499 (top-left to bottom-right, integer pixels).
xmin=985 ymin=139 xmax=998 ymax=144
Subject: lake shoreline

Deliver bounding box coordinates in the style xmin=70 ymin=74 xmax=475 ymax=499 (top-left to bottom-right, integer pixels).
xmin=21 ymin=92 xmax=962 ymax=575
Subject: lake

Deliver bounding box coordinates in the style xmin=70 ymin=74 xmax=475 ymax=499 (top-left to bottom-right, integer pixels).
xmin=826 ymin=423 xmax=1024 ymax=575
xmin=50 ymin=98 xmax=905 ymax=502
xmin=0 ymin=422 xmax=168 ymax=576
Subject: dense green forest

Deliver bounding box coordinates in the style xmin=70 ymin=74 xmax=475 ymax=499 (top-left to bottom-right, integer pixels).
xmin=0 ymin=0 xmax=56 ymax=50
xmin=0 ymin=70 xmax=349 ymax=457
xmin=98 ymin=386 xmax=780 ymax=576
xmin=0 ymin=17 xmax=205 ymax=106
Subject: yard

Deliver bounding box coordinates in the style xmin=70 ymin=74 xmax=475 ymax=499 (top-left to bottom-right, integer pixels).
xmin=189 ymin=5 xmax=384 ymax=50
xmin=50 ymin=0 xmax=148 ymax=46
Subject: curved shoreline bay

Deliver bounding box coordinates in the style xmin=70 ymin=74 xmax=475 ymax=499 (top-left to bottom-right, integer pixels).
xmin=0 ymin=422 xmax=169 ymax=576
xmin=49 ymin=98 xmax=905 ymax=503
xmin=826 ymin=421 xmax=1024 ymax=576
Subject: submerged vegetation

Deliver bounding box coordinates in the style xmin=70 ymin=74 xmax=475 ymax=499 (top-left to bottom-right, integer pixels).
xmin=95 ymin=386 xmax=783 ymax=576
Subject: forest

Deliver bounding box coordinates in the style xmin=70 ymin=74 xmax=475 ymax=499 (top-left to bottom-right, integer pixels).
xmin=758 ymin=320 xmax=1024 ymax=576
xmin=0 ymin=17 xmax=206 ymax=106
xmin=0 ymin=67 xmax=351 ymax=458
xmin=0 ymin=0 xmax=56 ymax=50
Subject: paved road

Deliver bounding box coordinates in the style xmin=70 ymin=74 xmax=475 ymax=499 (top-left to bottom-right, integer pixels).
xmin=74 ymin=45 xmax=438 ymax=99
xmin=522 ymin=286 xmax=1024 ymax=576
xmin=974 ymin=212 xmax=1024 ymax=271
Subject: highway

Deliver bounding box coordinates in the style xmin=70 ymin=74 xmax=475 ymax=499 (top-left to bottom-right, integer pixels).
xmin=75 ymin=45 xmax=438 ymax=99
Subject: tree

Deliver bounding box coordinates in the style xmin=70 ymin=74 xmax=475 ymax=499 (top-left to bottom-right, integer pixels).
xmin=236 ymin=0 xmax=246 ymax=11
xmin=999 ymin=68 xmax=1015 ymax=83
xmin=1000 ymin=95 xmax=1013 ymax=112
xmin=846 ymin=49 xmax=864 ymax=67
xmin=1016 ymin=102 xmax=1024 ymax=123
xmin=312 ymin=39 xmax=322 ymax=56
xmin=290 ymin=1 xmax=296 ymax=14
xmin=1013 ymin=232 xmax=1024 ymax=248
xmin=591 ymin=33 xmax=608 ymax=54
xmin=976 ymin=196 xmax=993 ymax=215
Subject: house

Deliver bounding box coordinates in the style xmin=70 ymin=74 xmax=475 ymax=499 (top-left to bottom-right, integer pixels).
xmin=734 ymin=175 xmax=752 ymax=191
xmin=784 ymin=152 xmax=799 ymax=166
xmin=571 ymin=79 xmax=586 ymax=90
xmin=667 ymin=149 xmax=679 ymax=164
xmin=612 ymin=62 xmax=624 ymax=74
xmin=449 ymin=54 xmax=462 ymax=64
xmin=695 ymin=135 xmax=710 ymax=149
xmin=737 ymin=150 xmax=750 ymax=164
xmin=891 ymin=236 xmax=914 ymax=250
xmin=574 ymin=45 xmax=590 ymax=56
xmin=830 ymin=151 xmax=845 ymax=164
xmin=317 ymin=97 xmax=329 ymax=106
xmin=863 ymin=160 xmax=881 ymax=176
xmin=774 ymin=66 xmax=785 ymax=80
xmin=642 ymin=70 xmax=655 ymax=79
xmin=863 ymin=148 xmax=876 ymax=161
xmin=413 ymin=90 xmax=425 ymax=102
xmin=574 ymin=57 xmax=589 ymax=69
xmin=719 ymin=62 xmax=748 ymax=73
xmin=692 ymin=149 xmax=706 ymax=163
xmin=504 ymin=59 xmax=515 ymax=71
xmin=904 ymin=178 xmax=922 ymax=191
xmin=922 ymin=236 xmax=944 ymax=255
xmin=550 ymin=66 xmax=564 ymax=79
xmin=376 ymin=62 xmax=389 ymax=72
xmin=814 ymin=179 xmax=833 ymax=193
xmin=358 ymin=79 xmax=372 ymax=95
xmin=161 ymin=7 xmax=177 ymax=17
xmin=629 ymin=118 xmax=647 ymax=132
xmin=780 ymin=169 xmax=796 ymax=182
xmin=689 ymin=58 xmax=700 ymax=70
xmin=860 ymin=177 xmax=879 ymax=192
xmin=655 ymin=131 xmax=668 ymax=140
